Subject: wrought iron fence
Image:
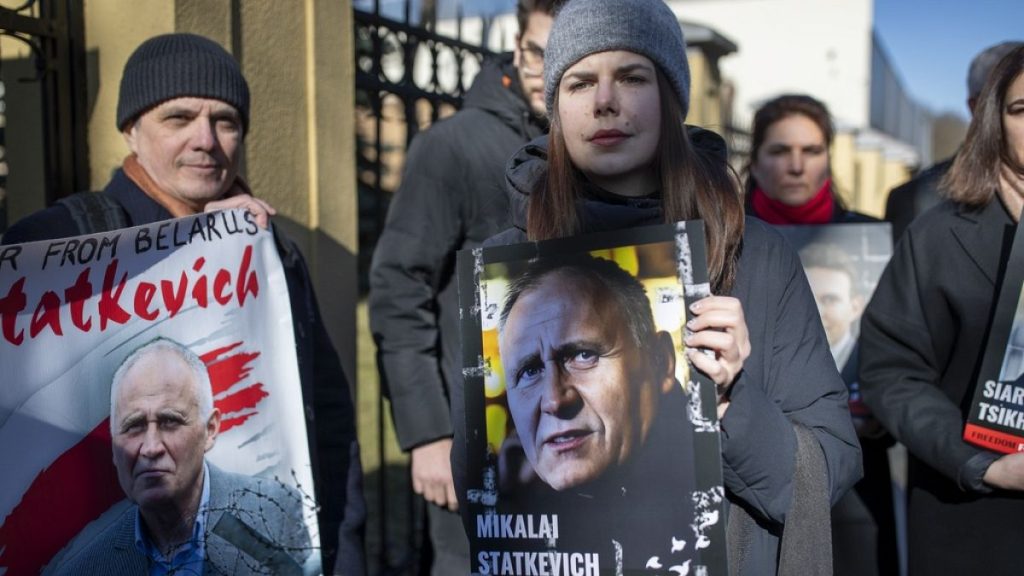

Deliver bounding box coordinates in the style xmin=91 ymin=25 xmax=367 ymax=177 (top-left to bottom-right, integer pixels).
xmin=355 ymin=1 xmax=494 ymax=290
xmin=0 ymin=0 xmax=87 ymax=233
xmin=354 ymin=2 xmax=494 ymax=573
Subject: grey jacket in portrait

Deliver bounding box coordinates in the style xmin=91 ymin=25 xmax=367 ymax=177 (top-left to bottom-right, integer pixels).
xmin=48 ymin=464 xmax=312 ymax=576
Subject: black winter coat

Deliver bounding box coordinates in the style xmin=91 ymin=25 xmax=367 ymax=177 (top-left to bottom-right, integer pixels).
xmin=368 ymin=53 xmax=546 ymax=450
xmin=884 ymin=157 xmax=953 ymax=242
xmin=2 ymin=170 xmax=367 ymax=576
xmin=860 ymin=197 xmax=1024 ymax=576
xmin=458 ymin=137 xmax=862 ymax=575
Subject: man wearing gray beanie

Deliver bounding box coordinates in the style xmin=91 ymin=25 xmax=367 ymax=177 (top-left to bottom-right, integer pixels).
xmin=2 ymin=32 xmax=367 ymax=576
xmin=886 ymin=40 xmax=1024 ymax=240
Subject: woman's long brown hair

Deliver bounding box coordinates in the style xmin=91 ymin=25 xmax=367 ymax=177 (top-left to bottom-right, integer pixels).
xmin=942 ymin=45 xmax=1024 ymax=207
xmin=529 ymin=68 xmax=744 ymax=293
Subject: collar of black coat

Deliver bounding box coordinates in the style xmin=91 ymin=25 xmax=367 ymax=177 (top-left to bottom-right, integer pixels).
xmin=463 ymin=52 xmax=547 ymax=140
xmin=103 ymin=168 xmax=175 ymax=226
xmin=951 ymin=196 xmax=1015 ymax=285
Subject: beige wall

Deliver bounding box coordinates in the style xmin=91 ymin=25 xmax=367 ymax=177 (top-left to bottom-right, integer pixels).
xmin=881 ymin=159 xmax=911 ymax=214
xmin=686 ymin=49 xmax=724 ymax=131
xmin=853 ymin=147 xmax=884 ymax=219
xmin=83 ymin=0 xmax=359 ymax=382
xmin=833 ymin=130 xmax=916 ymax=218
xmin=84 ymin=0 xmax=174 ymax=187
xmin=831 ymin=131 xmax=857 ymax=208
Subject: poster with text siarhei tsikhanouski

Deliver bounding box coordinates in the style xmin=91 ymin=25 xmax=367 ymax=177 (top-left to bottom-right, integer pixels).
xmin=457 ymin=223 xmax=727 ymax=576
xmin=0 ymin=210 xmax=319 ymax=575
xmin=965 ymin=218 xmax=1024 ymax=454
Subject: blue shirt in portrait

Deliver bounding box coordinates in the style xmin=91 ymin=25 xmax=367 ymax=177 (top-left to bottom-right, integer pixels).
xmin=133 ymin=463 xmax=211 ymax=576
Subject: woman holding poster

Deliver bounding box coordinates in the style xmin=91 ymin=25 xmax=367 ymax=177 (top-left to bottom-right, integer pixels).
xmin=860 ymin=45 xmax=1024 ymax=575
xmin=452 ymin=0 xmax=862 ymax=573
xmin=744 ymin=95 xmax=896 ymax=576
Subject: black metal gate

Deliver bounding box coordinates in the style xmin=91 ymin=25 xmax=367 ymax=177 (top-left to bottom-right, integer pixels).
xmin=354 ymin=2 xmax=494 ymax=573
xmin=0 ymin=0 xmax=88 ymax=233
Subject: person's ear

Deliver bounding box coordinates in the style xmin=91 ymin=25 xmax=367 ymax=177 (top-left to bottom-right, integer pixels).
xmin=655 ymin=331 xmax=677 ymax=394
xmin=122 ymin=123 xmax=140 ymax=155
xmin=749 ymin=154 xmax=766 ymax=187
xmin=852 ymin=294 xmax=866 ymax=317
xmin=204 ymin=408 xmax=221 ymax=452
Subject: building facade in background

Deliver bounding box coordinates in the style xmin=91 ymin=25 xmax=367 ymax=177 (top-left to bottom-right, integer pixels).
xmin=670 ymin=0 xmax=932 ymax=217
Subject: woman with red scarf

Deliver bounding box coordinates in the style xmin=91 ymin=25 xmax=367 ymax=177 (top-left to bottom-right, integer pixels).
xmin=745 ymin=94 xmax=896 ymax=576
xmin=745 ymin=94 xmax=875 ymax=225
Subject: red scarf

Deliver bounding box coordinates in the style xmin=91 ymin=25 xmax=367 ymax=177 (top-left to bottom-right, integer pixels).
xmin=750 ymin=180 xmax=834 ymax=225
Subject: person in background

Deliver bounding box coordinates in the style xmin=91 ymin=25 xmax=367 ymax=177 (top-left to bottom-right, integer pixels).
xmin=800 ymin=242 xmax=896 ymax=575
xmin=2 ymin=33 xmax=365 ymax=575
xmin=799 ymin=243 xmax=865 ymax=377
xmin=886 ymin=41 xmax=1023 ymax=241
xmin=744 ymin=94 xmax=896 ymax=576
xmin=367 ymin=1 xmax=564 ymax=572
xmin=745 ymin=94 xmax=874 ymax=225
xmin=860 ymin=45 xmax=1024 ymax=576
xmin=453 ymin=0 xmax=862 ymax=572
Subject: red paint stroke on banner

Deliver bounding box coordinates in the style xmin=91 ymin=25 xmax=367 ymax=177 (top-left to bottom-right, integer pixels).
xmin=202 ymin=342 xmax=260 ymax=396
xmin=217 ymin=383 xmax=269 ymax=416
xmin=220 ymin=412 xmax=258 ymax=432
xmin=203 ymin=343 xmax=266 ymax=432
xmin=215 ymin=383 xmax=268 ymax=433
xmin=0 ymin=419 xmax=122 ymax=575
xmin=0 ymin=341 xmax=269 ymax=574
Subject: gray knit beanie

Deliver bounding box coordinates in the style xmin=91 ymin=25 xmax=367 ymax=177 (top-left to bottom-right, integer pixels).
xmin=543 ymin=0 xmax=690 ymax=118
xmin=117 ymin=33 xmax=250 ymax=132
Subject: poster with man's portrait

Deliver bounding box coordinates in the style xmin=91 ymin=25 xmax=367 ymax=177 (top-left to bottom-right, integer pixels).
xmin=0 ymin=210 xmax=319 ymax=574
xmin=965 ymin=220 xmax=1024 ymax=453
xmin=457 ymin=223 xmax=727 ymax=576
xmin=775 ymin=223 xmax=892 ymax=431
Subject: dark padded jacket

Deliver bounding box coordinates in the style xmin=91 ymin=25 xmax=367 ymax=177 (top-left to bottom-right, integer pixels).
xmin=458 ymin=135 xmax=862 ymax=575
xmin=2 ymin=169 xmax=367 ymax=576
xmin=368 ymin=53 xmax=546 ymax=451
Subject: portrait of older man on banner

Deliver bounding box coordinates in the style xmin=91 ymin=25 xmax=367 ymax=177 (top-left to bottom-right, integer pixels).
xmin=0 ymin=212 xmax=326 ymax=575
xmin=50 ymin=338 xmax=311 ymax=576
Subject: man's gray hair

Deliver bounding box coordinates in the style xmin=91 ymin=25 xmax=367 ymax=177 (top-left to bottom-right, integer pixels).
xmin=499 ymin=254 xmax=658 ymax=354
xmin=969 ymin=41 xmax=1024 ymax=99
xmin=109 ymin=337 xmax=214 ymax=435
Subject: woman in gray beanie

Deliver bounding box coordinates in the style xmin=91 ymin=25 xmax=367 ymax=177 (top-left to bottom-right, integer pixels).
xmin=466 ymin=0 xmax=863 ymax=573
